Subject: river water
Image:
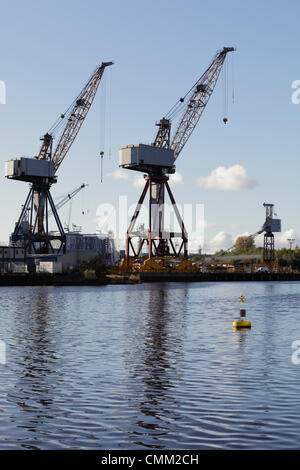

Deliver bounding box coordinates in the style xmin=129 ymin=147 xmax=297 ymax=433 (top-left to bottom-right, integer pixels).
xmin=0 ymin=282 xmax=299 ymax=449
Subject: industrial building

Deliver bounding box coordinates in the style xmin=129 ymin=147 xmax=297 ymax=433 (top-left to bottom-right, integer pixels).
xmin=2 ymin=230 xmax=118 ymax=274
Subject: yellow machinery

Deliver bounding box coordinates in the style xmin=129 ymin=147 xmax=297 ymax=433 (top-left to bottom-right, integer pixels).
xmin=173 ymin=259 xmax=198 ymax=273
xmin=118 ymin=257 xmax=199 ymax=273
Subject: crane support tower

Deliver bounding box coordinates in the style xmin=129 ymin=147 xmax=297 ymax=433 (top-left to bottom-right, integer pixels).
xmin=5 ymin=61 xmax=112 ymax=255
xmin=120 ymin=47 xmax=234 ymax=259
xmin=262 ymin=203 xmax=281 ymax=262
xmin=210 ymin=202 xmax=282 ymax=265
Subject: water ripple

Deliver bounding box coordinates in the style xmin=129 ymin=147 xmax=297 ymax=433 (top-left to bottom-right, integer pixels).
xmin=0 ymin=282 xmax=299 ymax=449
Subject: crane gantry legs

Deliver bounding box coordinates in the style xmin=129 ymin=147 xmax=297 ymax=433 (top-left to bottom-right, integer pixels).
xmin=11 ymin=182 xmax=66 ymax=254
xmin=126 ymin=174 xmax=188 ymax=259
xmin=263 ymin=232 xmax=275 ymax=262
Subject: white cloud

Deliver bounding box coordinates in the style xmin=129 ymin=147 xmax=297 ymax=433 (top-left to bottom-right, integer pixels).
xmin=189 ymin=220 xmax=215 ymax=253
xmin=198 ymin=228 xmax=300 ymax=254
xmin=255 ymin=229 xmax=299 ymax=249
xmin=275 ymin=229 xmax=300 ymax=249
xmin=197 ymin=165 xmax=258 ymax=191
xmin=108 ymin=169 xmax=129 ymax=180
xmin=204 ymin=231 xmax=233 ymax=253
xmin=201 ymin=219 xmax=216 ymax=230
xmin=133 ymin=175 xmax=145 ymax=188
xmin=234 ymin=231 xmax=252 ymax=242
xmin=230 ymin=229 xmax=300 ymax=250
xmin=169 ymin=172 xmax=183 ymax=187
xmin=132 ymin=172 xmax=183 ymax=189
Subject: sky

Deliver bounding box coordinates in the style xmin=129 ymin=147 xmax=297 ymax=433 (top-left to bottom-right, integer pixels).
xmin=0 ymin=0 xmax=300 ymax=253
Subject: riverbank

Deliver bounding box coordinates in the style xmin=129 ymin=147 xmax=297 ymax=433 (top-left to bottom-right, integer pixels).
xmin=0 ymin=273 xmax=108 ymax=286
xmin=137 ymin=271 xmax=300 ymax=282
xmin=0 ymin=271 xmax=299 ymax=286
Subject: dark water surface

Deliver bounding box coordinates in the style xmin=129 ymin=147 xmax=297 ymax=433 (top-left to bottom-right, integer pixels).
xmin=0 ymin=282 xmax=299 ymax=449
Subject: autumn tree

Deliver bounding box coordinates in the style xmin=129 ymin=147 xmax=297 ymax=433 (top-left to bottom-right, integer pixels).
xmin=234 ymin=236 xmax=255 ymax=253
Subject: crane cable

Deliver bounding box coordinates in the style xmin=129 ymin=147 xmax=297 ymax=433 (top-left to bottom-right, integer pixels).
xmin=164 ymin=54 xmax=217 ymax=122
xmin=99 ymin=68 xmax=109 ymax=182
xmin=108 ymin=66 xmax=112 ymax=160
xmin=159 ymin=51 xmax=224 ymax=127
xmin=99 ymin=66 xmax=113 ymax=181
xmin=224 ymin=54 xmax=236 ymax=124
xmin=222 ymin=58 xmax=228 ymax=123
xmin=232 ymin=53 xmax=235 ymax=105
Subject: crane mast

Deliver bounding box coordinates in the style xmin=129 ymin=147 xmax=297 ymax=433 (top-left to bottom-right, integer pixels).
xmin=6 ymin=61 xmax=112 ymax=255
xmin=120 ymin=47 xmax=234 ymax=260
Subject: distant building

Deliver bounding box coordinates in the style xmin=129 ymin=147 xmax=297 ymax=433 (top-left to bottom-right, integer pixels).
xmin=7 ymin=224 xmax=119 ymax=272
xmin=48 ymin=230 xmax=118 ymax=270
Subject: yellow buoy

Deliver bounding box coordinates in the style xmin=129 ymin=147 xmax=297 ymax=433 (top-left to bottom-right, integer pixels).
xmin=233 ymin=294 xmax=252 ymax=328
xmin=233 ymin=320 xmax=251 ymax=328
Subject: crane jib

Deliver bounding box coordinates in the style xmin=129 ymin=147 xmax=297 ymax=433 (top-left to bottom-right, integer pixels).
xmin=153 ymin=47 xmax=234 ymax=160
xmin=38 ymin=61 xmax=113 ymax=175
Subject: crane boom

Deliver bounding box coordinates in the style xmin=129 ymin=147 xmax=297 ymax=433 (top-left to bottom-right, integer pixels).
xmin=38 ymin=61 xmax=113 ymax=173
xmin=171 ymin=47 xmax=234 ymax=158
xmin=153 ymin=47 xmax=234 ymax=159
xmin=48 ymin=183 xmax=87 ymax=217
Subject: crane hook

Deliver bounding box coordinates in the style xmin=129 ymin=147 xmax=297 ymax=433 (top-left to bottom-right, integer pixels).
xmin=223 ymin=117 xmax=228 ymax=124
xmin=100 ymin=151 xmax=104 ymax=183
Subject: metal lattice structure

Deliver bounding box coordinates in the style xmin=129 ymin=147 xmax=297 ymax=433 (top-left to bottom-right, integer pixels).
xmin=262 ymin=203 xmax=281 ymax=262
xmin=9 ymin=62 xmax=112 ymax=255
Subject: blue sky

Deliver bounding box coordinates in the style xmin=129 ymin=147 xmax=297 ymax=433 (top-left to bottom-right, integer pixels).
xmin=0 ymin=0 xmax=300 ymax=251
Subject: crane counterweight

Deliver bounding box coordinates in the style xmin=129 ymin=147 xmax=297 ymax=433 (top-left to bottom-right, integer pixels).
xmin=119 ymin=144 xmax=175 ymax=174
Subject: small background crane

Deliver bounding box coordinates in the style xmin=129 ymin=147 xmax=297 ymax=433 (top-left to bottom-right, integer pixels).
xmin=119 ymin=47 xmax=234 ymax=260
xmin=5 ymin=61 xmax=113 ymax=255
xmin=213 ymin=203 xmax=281 ymax=263
xmin=49 ymin=183 xmax=88 ymax=232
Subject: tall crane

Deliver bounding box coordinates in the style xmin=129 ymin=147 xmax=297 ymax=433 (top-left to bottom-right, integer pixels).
xmin=6 ymin=61 xmax=113 ymax=255
xmin=119 ymin=47 xmax=234 ymax=259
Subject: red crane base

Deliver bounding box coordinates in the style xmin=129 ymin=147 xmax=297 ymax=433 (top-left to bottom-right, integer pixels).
xmin=125 ymin=174 xmax=188 ymax=259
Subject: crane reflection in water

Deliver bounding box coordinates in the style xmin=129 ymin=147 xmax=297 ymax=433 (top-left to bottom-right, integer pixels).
xmin=121 ymin=285 xmax=189 ymax=447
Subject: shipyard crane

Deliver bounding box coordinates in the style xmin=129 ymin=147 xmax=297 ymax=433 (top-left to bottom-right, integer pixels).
xmin=119 ymin=47 xmax=234 ymax=259
xmin=49 ymin=183 xmax=88 ymax=216
xmin=6 ymin=61 xmax=113 ymax=255
xmin=213 ymin=203 xmax=281 ymax=262
xmin=48 ymin=182 xmax=88 ymax=233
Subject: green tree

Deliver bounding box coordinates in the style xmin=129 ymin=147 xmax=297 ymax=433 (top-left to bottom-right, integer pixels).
xmin=80 ymin=255 xmax=109 ymax=280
